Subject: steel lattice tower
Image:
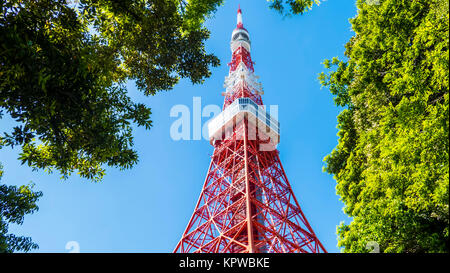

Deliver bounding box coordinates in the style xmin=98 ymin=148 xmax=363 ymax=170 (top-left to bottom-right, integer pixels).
xmin=174 ymin=6 xmax=326 ymax=253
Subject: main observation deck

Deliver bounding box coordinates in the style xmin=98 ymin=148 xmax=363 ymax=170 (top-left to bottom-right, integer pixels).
xmin=208 ymin=97 xmax=280 ymax=146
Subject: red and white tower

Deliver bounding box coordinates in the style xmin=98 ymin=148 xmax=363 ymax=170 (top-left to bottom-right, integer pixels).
xmin=174 ymin=6 xmax=326 ymax=253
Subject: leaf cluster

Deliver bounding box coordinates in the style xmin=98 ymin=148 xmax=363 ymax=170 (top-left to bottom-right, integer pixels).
xmin=0 ymin=0 xmax=222 ymax=181
xmin=0 ymin=164 xmax=43 ymax=253
xmin=268 ymin=0 xmax=320 ymax=16
xmin=320 ymin=0 xmax=449 ymax=252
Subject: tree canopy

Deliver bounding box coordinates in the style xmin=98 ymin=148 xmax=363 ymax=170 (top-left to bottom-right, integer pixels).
xmin=0 ymin=164 xmax=43 ymax=253
xmin=0 ymin=0 xmax=222 ymax=181
xmin=267 ymin=0 xmax=320 ymax=16
xmin=320 ymin=0 xmax=449 ymax=252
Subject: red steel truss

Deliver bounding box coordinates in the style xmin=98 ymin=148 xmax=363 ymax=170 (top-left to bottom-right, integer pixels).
xmin=174 ymin=7 xmax=326 ymax=253
xmin=228 ymin=46 xmax=254 ymax=73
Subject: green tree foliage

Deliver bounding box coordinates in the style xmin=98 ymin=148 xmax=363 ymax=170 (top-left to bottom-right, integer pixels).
xmin=0 ymin=0 xmax=222 ymax=181
xmin=0 ymin=164 xmax=43 ymax=253
xmin=268 ymin=0 xmax=320 ymax=16
xmin=319 ymin=0 xmax=449 ymax=252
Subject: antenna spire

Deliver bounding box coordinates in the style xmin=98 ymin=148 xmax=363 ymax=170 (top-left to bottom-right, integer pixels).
xmin=237 ymin=5 xmax=243 ymax=28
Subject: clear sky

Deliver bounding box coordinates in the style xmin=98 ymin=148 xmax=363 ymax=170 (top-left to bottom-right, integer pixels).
xmin=1 ymin=0 xmax=357 ymax=253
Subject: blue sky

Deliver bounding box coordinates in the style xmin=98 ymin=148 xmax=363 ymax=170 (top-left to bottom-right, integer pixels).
xmin=1 ymin=0 xmax=357 ymax=253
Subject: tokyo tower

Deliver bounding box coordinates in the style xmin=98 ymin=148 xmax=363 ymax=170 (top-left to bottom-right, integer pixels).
xmin=174 ymin=6 xmax=326 ymax=253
